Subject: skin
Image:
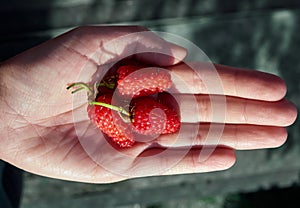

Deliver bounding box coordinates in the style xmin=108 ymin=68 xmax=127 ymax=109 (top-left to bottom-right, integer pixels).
xmin=0 ymin=26 xmax=297 ymax=183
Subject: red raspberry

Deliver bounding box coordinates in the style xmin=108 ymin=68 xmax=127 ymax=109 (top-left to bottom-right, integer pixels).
xmin=130 ymin=97 xmax=180 ymax=135
xmin=117 ymin=65 xmax=172 ymax=98
xmin=87 ymin=94 xmax=134 ymax=147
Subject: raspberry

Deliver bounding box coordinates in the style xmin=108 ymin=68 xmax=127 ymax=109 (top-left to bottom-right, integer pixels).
xmin=87 ymin=94 xmax=134 ymax=147
xmin=130 ymin=97 xmax=180 ymax=135
xmin=117 ymin=65 xmax=172 ymax=98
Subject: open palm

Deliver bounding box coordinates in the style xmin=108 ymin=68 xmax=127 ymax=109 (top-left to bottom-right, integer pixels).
xmin=0 ymin=26 xmax=297 ymax=183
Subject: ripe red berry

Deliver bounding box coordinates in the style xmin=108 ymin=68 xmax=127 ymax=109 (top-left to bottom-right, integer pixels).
xmin=87 ymin=94 xmax=134 ymax=147
xmin=130 ymin=97 xmax=180 ymax=135
xmin=67 ymin=64 xmax=180 ymax=148
xmin=117 ymin=65 xmax=172 ymax=98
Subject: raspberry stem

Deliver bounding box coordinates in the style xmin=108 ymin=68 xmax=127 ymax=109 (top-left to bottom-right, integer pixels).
xmin=89 ymin=101 xmax=130 ymax=117
xmin=67 ymin=81 xmax=130 ymax=120
xmin=98 ymin=82 xmax=115 ymax=89
xmin=66 ymin=83 xmax=92 ymax=94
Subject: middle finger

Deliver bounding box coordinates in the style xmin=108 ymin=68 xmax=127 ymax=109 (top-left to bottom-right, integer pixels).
xmin=176 ymin=94 xmax=297 ymax=126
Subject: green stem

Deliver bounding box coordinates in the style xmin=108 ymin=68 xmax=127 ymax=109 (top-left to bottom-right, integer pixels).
xmin=97 ymin=82 xmax=115 ymax=89
xmin=66 ymin=83 xmax=92 ymax=94
xmin=89 ymin=101 xmax=130 ymax=117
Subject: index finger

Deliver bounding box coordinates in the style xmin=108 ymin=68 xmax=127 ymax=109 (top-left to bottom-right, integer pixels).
xmin=169 ymin=62 xmax=287 ymax=101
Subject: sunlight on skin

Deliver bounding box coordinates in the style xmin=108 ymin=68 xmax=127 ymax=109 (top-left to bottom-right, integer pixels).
xmin=0 ymin=26 xmax=297 ymax=183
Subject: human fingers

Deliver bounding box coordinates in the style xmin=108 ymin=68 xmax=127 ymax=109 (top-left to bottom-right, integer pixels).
xmin=176 ymin=95 xmax=297 ymax=126
xmin=169 ymin=62 xmax=287 ymax=101
xmin=55 ymin=146 xmax=234 ymax=182
xmin=156 ymin=124 xmax=287 ymax=150
xmin=136 ymin=146 xmax=235 ymax=176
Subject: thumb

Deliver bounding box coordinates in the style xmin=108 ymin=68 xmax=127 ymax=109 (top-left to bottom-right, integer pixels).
xmin=129 ymin=28 xmax=188 ymax=65
xmin=93 ymin=26 xmax=187 ymax=66
xmin=133 ymin=40 xmax=187 ymax=66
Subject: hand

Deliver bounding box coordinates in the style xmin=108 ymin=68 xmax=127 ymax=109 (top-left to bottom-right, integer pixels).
xmin=0 ymin=26 xmax=296 ymax=183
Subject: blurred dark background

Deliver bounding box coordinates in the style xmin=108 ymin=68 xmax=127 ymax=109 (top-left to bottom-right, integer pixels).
xmin=1 ymin=0 xmax=300 ymax=207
